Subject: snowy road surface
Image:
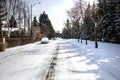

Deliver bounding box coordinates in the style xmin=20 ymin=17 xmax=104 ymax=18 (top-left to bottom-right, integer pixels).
xmin=0 ymin=39 xmax=120 ymax=80
xmin=0 ymin=41 xmax=57 ymax=80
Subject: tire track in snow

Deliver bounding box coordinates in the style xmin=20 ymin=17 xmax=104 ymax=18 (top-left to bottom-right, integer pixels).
xmin=53 ymin=42 xmax=77 ymax=80
xmin=45 ymin=47 xmax=58 ymax=80
xmin=45 ymin=56 xmax=57 ymax=80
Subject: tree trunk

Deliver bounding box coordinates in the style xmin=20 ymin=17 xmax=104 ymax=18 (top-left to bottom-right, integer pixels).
xmin=86 ymin=39 xmax=87 ymax=45
xmin=81 ymin=38 xmax=82 ymax=43
xmin=95 ymin=23 xmax=98 ymax=48
xmin=0 ymin=18 xmax=3 ymax=38
xmin=95 ymin=38 xmax=98 ymax=48
xmin=0 ymin=27 xmax=2 ymax=38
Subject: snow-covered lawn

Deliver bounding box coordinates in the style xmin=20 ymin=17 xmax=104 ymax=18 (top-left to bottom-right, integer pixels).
xmin=0 ymin=38 xmax=120 ymax=80
xmin=54 ymin=39 xmax=120 ymax=80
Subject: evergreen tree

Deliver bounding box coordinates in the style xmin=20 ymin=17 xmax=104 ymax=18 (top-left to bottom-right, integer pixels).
xmin=56 ymin=31 xmax=61 ymax=37
xmin=9 ymin=15 xmax=17 ymax=28
xmin=46 ymin=19 xmax=55 ymax=39
xmin=39 ymin=11 xmax=55 ymax=38
xmin=97 ymin=0 xmax=107 ymax=18
xmin=62 ymin=19 xmax=71 ymax=39
xmin=62 ymin=27 xmax=67 ymax=38
xmin=99 ymin=0 xmax=120 ymax=43
xmin=83 ymin=3 xmax=94 ymax=41
xmin=33 ymin=16 xmax=38 ymax=26
xmin=39 ymin=11 xmax=48 ymax=34
xmin=90 ymin=2 xmax=99 ymax=48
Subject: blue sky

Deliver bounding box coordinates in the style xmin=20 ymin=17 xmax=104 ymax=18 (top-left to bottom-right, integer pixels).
xmin=26 ymin=0 xmax=96 ymax=32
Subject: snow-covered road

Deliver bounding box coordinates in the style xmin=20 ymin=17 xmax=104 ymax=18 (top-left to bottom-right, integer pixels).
xmin=0 ymin=39 xmax=120 ymax=80
xmin=0 ymin=41 xmax=57 ymax=80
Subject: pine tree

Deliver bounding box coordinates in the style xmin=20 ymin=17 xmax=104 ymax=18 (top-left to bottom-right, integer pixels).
xmin=39 ymin=11 xmax=48 ymax=34
xmin=83 ymin=3 xmax=94 ymax=41
xmin=46 ymin=20 xmax=55 ymax=39
xmin=39 ymin=11 xmax=55 ymax=38
xmin=99 ymin=0 xmax=120 ymax=43
xmin=97 ymin=0 xmax=107 ymax=18
xmin=33 ymin=16 xmax=38 ymax=26
xmin=62 ymin=19 xmax=71 ymax=39
xmin=9 ymin=15 xmax=17 ymax=28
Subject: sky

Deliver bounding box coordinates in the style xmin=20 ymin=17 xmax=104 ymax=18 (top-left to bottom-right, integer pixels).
xmin=26 ymin=0 xmax=96 ymax=32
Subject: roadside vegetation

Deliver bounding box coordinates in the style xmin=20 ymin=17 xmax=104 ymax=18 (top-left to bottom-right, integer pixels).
xmin=62 ymin=0 xmax=120 ymax=48
xmin=0 ymin=0 xmax=55 ymax=51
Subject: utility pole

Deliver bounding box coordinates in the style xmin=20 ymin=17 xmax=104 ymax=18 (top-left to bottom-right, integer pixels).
xmin=30 ymin=2 xmax=41 ymax=36
xmin=30 ymin=5 xmax=32 ymax=36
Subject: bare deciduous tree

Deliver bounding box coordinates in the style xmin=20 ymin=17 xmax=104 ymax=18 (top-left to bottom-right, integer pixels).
xmin=67 ymin=0 xmax=86 ymax=43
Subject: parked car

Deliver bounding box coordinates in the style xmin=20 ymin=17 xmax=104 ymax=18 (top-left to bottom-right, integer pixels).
xmin=41 ymin=37 xmax=49 ymax=44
